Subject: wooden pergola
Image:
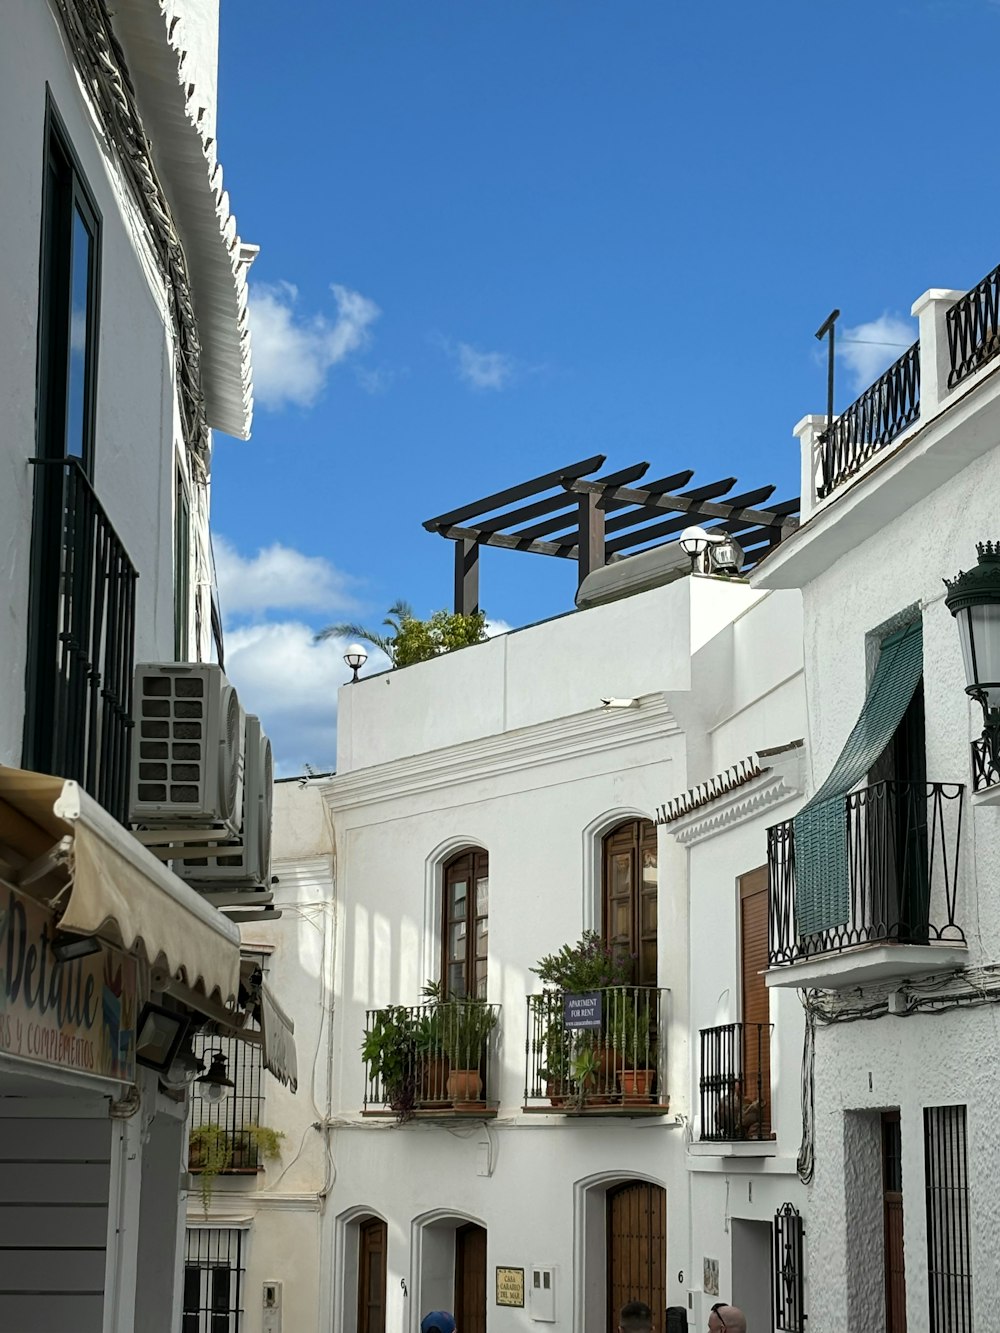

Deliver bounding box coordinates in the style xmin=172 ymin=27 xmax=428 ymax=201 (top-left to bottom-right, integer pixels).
xmin=423 ymin=456 xmax=800 ymax=614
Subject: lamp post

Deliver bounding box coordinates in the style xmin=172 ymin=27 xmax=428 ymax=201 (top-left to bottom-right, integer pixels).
xmin=343 ymin=643 xmax=368 ymax=684
xmin=679 ymin=526 xmax=710 ymax=573
xmin=944 ymin=541 xmax=1000 ymax=767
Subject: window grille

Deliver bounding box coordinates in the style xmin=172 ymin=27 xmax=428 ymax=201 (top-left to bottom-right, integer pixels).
xmin=773 ymin=1202 xmax=806 ymax=1332
xmin=190 ymin=953 xmax=266 ymax=1168
xmin=924 ymin=1105 xmax=973 ymax=1332
xmin=183 ymin=1228 xmax=245 ymax=1333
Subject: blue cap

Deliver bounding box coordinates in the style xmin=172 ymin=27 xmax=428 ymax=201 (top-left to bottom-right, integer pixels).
xmin=421 ymin=1314 xmax=457 ymax=1333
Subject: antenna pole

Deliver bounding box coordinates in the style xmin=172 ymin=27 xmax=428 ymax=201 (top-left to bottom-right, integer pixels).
xmin=814 ymin=309 xmax=840 ymax=438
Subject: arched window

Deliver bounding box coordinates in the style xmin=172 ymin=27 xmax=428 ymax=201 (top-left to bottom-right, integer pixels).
xmin=442 ymin=848 xmax=489 ymax=998
xmin=602 ymin=819 xmax=657 ymax=986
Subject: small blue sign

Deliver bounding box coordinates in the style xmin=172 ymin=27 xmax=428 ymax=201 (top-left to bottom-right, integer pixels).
xmin=564 ymin=992 xmax=602 ymax=1030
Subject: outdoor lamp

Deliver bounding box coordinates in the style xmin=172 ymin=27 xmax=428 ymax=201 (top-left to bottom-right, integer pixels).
xmin=344 ymin=643 xmax=368 ymax=683
xmin=944 ymin=541 xmax=1000 ymax=764
xmin=51 ymin=930 xmax=101 ymax=963
xmin=708 ymin=534 xmax=745 ymax=574
xmin=196 ymin=1050 xmax=235 ymax=1103
xmin=679 ymin=526 xmax=710 ymax=571
xmin=135 ymin=1002 xmax=188 ymax=1074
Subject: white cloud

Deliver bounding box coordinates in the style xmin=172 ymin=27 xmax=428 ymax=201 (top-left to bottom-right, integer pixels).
xmin=836 ymin=312 xmax=916 ymax=393
xmin=250 ymin=281 xmax=380 ymax=410
xmin=224 ymin=621 xmax=389 ymax=777
xmin=454 ymin=341 xmax=515 ymax=391
xmin=215 ymin=536 xmax=359 ymax=620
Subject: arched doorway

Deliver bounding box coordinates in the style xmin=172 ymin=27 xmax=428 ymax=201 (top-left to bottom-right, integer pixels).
xmin=603 ymin=819 xmax=658 ymax=985
xmin=606 ymin=1181 xmax=666 ymax=1333
xmin=455 ymin=1222 xmax=487 ymax=1333
xmin=357 ymin=1216 xmax=387 ymax=1333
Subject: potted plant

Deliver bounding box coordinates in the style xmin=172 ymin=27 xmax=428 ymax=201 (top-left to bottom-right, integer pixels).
xmin=188 ymin=1123 xmax=284 ymax=1211
xmin=414 ymin=981 xmax=450 ymax=1104
xmin=538 ymin=1019 xmax=572 ymax=1106
xmin=609 ymin=991 xmax=657 ymax=1103
xmin=531 ymin=932 xmax=633 ymax=1090
xmin=361 ymin=1005 xmax=417 ymax=1122
xmin=440 ymin=996 xmax=498 ymax=1110
xmin=569 ymin=1040 xmax=604 ymax=1109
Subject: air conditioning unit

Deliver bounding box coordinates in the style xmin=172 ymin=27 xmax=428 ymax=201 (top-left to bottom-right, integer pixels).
xmin=129 ymin=663 xmax=245 ymax=835
xmin=177 ymin=715 xmax=273 ymax=891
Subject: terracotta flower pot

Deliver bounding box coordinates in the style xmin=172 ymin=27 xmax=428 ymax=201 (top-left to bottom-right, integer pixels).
xmin=419 ymin=1055 xmax=451 ymax=1104
xmin=447 ymin=1068 xmax=484 ymax=1109
xmin=620 ymin=1069 xmax=655 ymax=1104
xmin=545 ymin=1080 xmax=568 ymax=1108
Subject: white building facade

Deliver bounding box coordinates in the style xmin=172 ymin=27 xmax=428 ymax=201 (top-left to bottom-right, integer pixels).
xmin=0 ymin=4 xmax=266 ymax=1331
xmin=754 ymin=278 xmax=1000 ymax=1332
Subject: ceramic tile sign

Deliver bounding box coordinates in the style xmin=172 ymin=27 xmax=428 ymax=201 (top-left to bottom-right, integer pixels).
xmin=496 ymin=1267 xmax=525 ymax=1308
xmin=703 ymin=1257 xmax=720 ymax=1297
xmin=564 ymin=992 xmax=602 ymax=1029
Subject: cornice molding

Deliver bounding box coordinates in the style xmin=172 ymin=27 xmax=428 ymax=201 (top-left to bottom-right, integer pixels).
xmin=664 ymin=746 xmax=806 ymax=846
xmin=272 ymin=855 xmax=334 ymax=892
xmin=324 ymin=695 xmax=679 ymax=813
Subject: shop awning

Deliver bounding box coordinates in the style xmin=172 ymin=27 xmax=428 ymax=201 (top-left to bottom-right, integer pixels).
xmin=0 ymin=767 xmax=240 ymax=1007
xmin=258 ymin=983 xmax=298 ymax=1092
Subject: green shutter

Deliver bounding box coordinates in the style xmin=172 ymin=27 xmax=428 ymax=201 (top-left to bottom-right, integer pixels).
xmin=794 ymin=620 xmax=923 ymax=937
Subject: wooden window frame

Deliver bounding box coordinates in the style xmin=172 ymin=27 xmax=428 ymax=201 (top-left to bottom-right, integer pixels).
xmin=441 ymin=847 xmax=489 ymax=999
xmin=601 ymin=819 xmax=658 ymax=987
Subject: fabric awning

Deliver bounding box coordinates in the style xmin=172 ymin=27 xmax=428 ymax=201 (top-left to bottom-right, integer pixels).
xmin=0 ymin=767 xmax=240 ymax=1006
xmin=793 ymin=620 xmax=923 ymax=936
xmin=258 ymin=983 xmax=298 ymax=1092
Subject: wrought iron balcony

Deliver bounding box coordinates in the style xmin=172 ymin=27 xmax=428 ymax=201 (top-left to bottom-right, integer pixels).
xmin=26 ymin=458 xmax=137 ymax=823
xmin=698 ymin=1022 xmax=772 ymax=1142
xmin=767 ymin=780 xmax=965 ymax=972
xmin=816 ymin=341 xmax=920 ymax=500
xmin=971 ymin=736 xmax=1000 ymax=793
xmin=361 ymin=998 xmax=501 ymax=1120
xmin=947 ymin=261 xmax=1000 ymax=389
xmin=524 ymin=986 xmax=670 ymax=1116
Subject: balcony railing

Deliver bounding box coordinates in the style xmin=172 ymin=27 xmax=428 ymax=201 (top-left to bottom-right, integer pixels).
xmin=767 ymin=780 xmax=965 ymax=967
xmin=947 ymin=261 xmax=1000 ymax=389
xmin=361 ymin=999 xmax=501 ymax=1119
xmin=698 ymin=1022 xmax=772 ymax=1142
xmin=971 ymin=735 xmax=1000 ymax=793
xmin=524 ymin=986 xmax=670 ymax=1115
xmin=817 ymin=340 xmax=921 ymax=499
xmin=28 ymin=458 xmax=137 ymax=823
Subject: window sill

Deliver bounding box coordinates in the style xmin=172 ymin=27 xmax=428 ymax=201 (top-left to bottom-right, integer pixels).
xmin=688 ymin=1140 xmax=778 ymax=1158
xmin=521 ymin=1101 xmax=672 ymax=1118
xmin=765 ymin=941 xmax=968 ymax=989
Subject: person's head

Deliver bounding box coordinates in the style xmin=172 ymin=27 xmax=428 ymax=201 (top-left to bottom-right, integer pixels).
xmin=708 ymin=1303 xmax=747 ymax=1333
xmin=420 ymin=1314 xmax=457 ymax=1333
xmin=619 ymin=1300 xmax=653 ymax=1333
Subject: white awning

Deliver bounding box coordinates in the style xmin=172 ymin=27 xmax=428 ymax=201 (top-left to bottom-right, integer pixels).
xmin=0 ymin=768 xmax=240 ymax=1006
xmin=258 ymin=982 xmax=298 ymax=1092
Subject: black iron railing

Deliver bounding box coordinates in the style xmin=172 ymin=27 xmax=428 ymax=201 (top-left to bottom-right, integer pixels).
xmin=524 ymin=987 xmax=668 ymax=1111
xmin=190 ymin=1028 xmax=265 ymax=1170
xmin=28 ymin=458 xmax=137 ymax=823
xmin=817 ymin=341 xmax=920 ymax=499
xmin=971 ymin=736 xmax=1000 ymax=792
xmin=362 ymin=999 xmax=501 ymax=1116
xmin=698 ymin=1022 xmax=771 ymax=1142
xmin=767 ymin=780 xmax=965 ymax=967
xmin=773 ymin=1203 xmax=806 ymax=1332
xmin=947 ymin=262 xmax=1000 ymax=389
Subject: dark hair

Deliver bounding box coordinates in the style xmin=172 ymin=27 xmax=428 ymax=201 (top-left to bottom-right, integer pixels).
xmin=620 ymin=1301 xmax=654 ymax=1332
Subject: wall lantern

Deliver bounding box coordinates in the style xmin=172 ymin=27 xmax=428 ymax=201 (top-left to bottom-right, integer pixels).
xmin=51 ymin=930 xmax=101 ymax=963
xmin=944 ymin=541 xmax=1000 ymax=764
xmin=196 ymin=1050 xmax=235 ymax=1103
xmin=679 ymin=526 xmax=710 ymax=571
xmin=343 ymin=643 xmax=368 ymax=683
xmin=709 ymin=534 xmax=745 ymax=574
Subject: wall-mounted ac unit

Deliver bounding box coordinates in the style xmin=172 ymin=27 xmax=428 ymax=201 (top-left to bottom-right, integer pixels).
xmin=177 ymin=715 xmax=273 ymax=891
xmin=129 ymin=663 xmax=244 ymax=835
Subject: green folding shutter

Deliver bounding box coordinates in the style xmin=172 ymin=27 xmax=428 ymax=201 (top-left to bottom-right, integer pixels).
xmin=794 ymin=620 xmax=923 ymax=937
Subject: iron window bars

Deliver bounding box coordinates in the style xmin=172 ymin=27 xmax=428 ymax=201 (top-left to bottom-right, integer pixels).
xmin=25 ymin=457 xmax=137 ymax=823
xmin=524 ymin=987 xmax=670 ymax=1114
xmin=816 ymin=341 xmax=920 ymax=499
xmin=767 ymin=781 xmax=965 ymax=968
xmin=698 ymin=1022 xmax=772 ymax=1142
xmin=191 ymin=1026 xmax=265 ymax=1170
xmin=947 ymin=262 xmax=1000 ymax=390
xmin=183 ymin=1228 xmax=245 ymax=1333
xmin=773 ymin=1203 xmax=806 ymax=1332
xmin=423 ymin=457 xmax=799 ymax=614
xmin=925 ymin=1104 xmax=974 ymax=1333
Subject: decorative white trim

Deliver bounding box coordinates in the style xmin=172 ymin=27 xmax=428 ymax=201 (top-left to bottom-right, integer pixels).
xmin=323 ymin=695 xmax=679 ymax=813
xmin=664 ymin=747 xmax=806 ymax=846
xmin=422 ymin=835 xmax=488 ymax=985
xmin=271 ymin=855 xmax=334 ymax=892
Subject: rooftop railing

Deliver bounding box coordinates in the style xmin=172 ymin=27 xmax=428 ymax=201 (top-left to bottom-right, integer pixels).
xmin=767 ymin=780 xmax=964 ymax=968
xmin=947 ymin=260 xmax=1000 ymax=389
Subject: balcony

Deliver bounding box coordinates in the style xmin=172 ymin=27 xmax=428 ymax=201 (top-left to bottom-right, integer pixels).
xmin=523 ymin=986 xmax=670 ymax=1116
xmin=766 ymin=780 xmax=967 ymax=988
xmin=26 ymin=458 xmax=138 ymax=823
xmin=361 ymin=998 xmax=501 ymax=1120
xmin=696 ymin=1022 xmax=774 ymax=1155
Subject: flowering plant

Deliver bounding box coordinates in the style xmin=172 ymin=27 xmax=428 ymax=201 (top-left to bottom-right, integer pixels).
xmin=531 ymin=930 xmax=634 ymax=992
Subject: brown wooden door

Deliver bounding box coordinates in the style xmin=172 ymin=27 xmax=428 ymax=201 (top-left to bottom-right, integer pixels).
xmin=358 ymin=1217 xmax=387 ymax=1333
xmin=739 ymin=866 xmax=771 ymax=1135
xmin=455 ymin=1222 xmax=487 ymax=1333
xmin=606 ymin=1181 xmax=666 ymax=1333
xmin=882 ymin=1111 xmax=907 ymax=1333
xmin=603 ymin=821 xmax=658 ymax=985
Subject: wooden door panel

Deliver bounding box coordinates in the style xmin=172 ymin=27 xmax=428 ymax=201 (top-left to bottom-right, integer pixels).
xmin=739 ymin=867 xmax=771 ymax=1134
xmin=455 ymin=1223 xmax=487 ymax=1333
xmin=358 ymin=1218 xmax=387 ymax=1333
xmin=603 ymin=821 xmax=658 ymax=986
xmin=607 ymin=1182 xmax=666 ymax=1333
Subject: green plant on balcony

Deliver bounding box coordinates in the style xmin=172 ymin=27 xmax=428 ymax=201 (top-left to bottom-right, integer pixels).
xmin=609 ymin=992 xmax=657 ymax=1103
xmin=414 ymin=981 xmax=450 ymax=1103
xmin=315 ymin=600 xmax=488 ymax=669
xmin=531 ymin=930 xmax=633 ymax=993
xmin=361 ymin=1005 xmax=417 ymax=1122
xmin=438 ymin=996 xmax=498 ymax=1107
xmin=188 ymin=1123 xmax=285 ymax=1212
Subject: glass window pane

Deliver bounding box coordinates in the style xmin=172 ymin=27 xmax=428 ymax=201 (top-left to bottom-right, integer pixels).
xmin=450 ymin=880 xmax=468 ymax=919
xmin=475 ymin=962 xmax=487 ymax=997
xmin=450 ymin=922 xmax=466 ymax=959
xmin=449 ymin=963 xmax=466 ymax=996
xmin=641 ymin=894 xmax=657 ymax=933
xmin=66 ymin=205 xmax=92 ymax=460
xmin=642 ymin=849 xmax=657 ymax=886
xmin=476 ymin=875 xmax=488 ymax=915
xmin=613 ymin=853 xmax=632 ymax=896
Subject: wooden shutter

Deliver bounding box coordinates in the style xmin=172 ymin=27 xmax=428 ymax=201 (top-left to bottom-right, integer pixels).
xmin=606 ymin=1181 xmax=666 ymax=1333
xmin=739 ymin=866 xmax=771 ymax=1135
xmin=455 ymin=1223 xmax=487 ymax=1333
xmin=603 ymin=820 xmax=658 ymax=986
xmin=358 ymin=1218 xmax=387 ymax=1333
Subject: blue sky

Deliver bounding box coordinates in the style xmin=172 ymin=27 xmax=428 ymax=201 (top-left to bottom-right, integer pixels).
xmin=210 ymin=0 xmax=1000 ymax=773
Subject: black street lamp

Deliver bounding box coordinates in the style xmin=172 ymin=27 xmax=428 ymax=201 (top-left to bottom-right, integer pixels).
xmin=944 ymin=541 xmax=1000 ymax=766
